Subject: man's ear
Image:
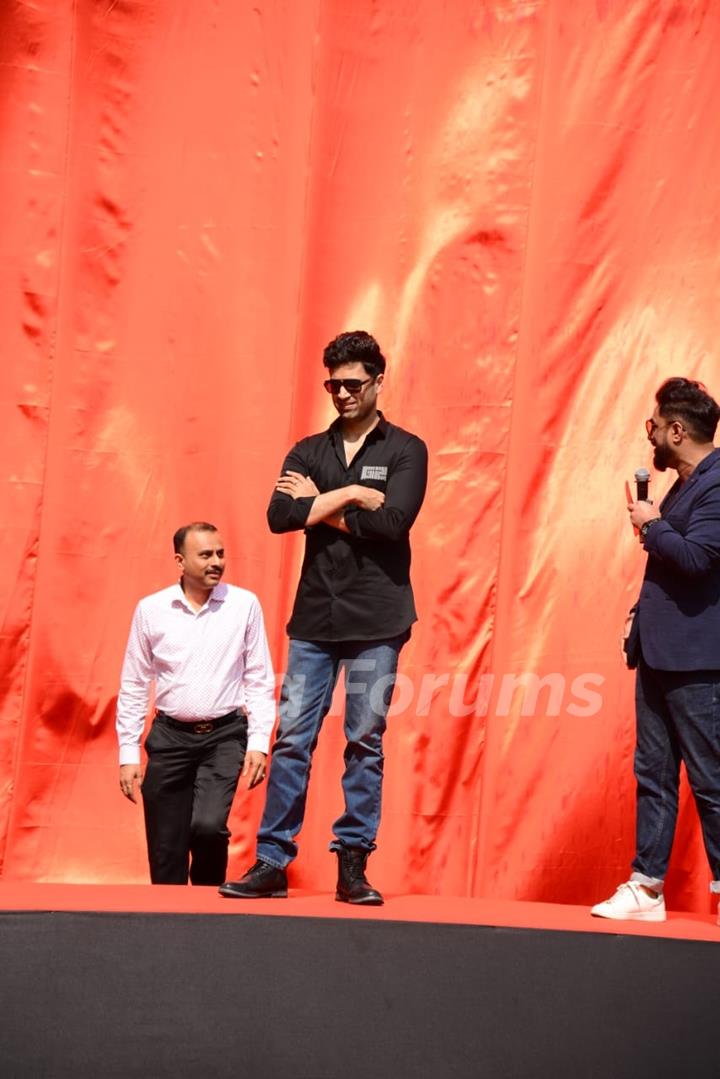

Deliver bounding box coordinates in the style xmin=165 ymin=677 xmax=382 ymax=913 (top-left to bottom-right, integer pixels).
xmin=375 ymin=374 xmax=384 ymax=394
xmin=174 ymin=552 xmax=184 ymax=573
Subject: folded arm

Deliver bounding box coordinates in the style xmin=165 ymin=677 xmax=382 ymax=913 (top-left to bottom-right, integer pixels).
xmin=267 ymin=444 xmax=318 ymax=533
xmin=267 ymin=443 xmax=385 ymax=532
xmin=342 ymin=436 xmax=428 ymax=542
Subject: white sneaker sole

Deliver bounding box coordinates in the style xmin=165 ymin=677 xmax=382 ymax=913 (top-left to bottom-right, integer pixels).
xmin=591 ymin=907 xmax=666 ymax=922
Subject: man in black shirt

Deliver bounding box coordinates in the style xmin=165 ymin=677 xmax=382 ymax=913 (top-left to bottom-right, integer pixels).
xmin=220 ymin=331 xmax=427 ymax=904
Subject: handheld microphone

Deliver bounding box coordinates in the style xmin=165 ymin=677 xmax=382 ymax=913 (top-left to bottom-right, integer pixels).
xmin=635 ymin=467 xmax=651 ymax=502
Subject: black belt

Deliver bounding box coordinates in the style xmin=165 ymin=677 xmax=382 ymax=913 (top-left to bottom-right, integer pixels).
xmin=155 ymin=709 xmax=245 ymax=735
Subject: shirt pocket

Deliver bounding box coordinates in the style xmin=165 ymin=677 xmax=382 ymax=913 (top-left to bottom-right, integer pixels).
xmin=357 ymin=464 xmax=388 ymax=489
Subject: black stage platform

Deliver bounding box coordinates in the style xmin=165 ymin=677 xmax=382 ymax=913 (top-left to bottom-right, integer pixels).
xmin=0 ymin=885 xmax=717 ymax=1078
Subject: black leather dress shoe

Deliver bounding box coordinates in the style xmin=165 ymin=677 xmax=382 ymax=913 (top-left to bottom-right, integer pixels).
xmin=219 ymin=860 xmax=288 ymax=898
xmin=335 ymin=849 xmax=384 ymax=905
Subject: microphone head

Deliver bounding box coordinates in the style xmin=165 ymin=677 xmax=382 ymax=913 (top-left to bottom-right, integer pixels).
xmin=634 ymin=468 xmax=650 ymax=483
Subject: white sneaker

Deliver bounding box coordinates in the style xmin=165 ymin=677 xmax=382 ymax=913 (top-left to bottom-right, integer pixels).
xmin=591 ymin=881 xmax=666 ymax=922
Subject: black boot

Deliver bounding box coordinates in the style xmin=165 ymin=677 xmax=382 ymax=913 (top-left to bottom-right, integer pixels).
xmin=335 ymin=849 xmax=384 ymax=906
xmin=219 ymin=860 xmax=288 ymax=898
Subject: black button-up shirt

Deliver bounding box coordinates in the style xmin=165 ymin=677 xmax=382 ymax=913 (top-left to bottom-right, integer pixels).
xmin=267 ymin=413 xmax=428 ymax=641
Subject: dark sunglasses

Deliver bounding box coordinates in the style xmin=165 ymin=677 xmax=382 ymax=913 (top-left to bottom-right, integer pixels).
xmin=323 ymin=377 xmax=375 ymax=395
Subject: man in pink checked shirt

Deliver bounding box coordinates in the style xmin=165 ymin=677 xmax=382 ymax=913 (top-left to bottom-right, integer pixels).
xmin=116 ymin=521 xmax=276 ymax=885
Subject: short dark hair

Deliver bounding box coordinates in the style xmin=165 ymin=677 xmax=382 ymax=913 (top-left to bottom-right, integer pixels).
xmin=656 ymin=377 xmax=720 ymax=443
xmin=323 ymin=330 xmax=386 ymax=377
xmin=173 ymin=521 xmax=218 ymax=554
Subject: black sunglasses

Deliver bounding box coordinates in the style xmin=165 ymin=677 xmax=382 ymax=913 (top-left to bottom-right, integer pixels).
xmin=323 ymin=377 xmax=375 ymax=395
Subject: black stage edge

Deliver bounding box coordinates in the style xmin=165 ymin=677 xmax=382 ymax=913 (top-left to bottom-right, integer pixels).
xmin=0 ymin=910 xmax=716 ymax=1078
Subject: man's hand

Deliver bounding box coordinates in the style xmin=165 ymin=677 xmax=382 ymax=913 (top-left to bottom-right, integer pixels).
xmin=275 ymin=471 xmax=320 ymax=499
xmin=351 ymin=485 xmax=385 ymax=511
xmin=293 ymin=480 xmax=384 ymax=528
xmin=242 ymin=750 xmax=268 ymax=789
xmin=319 ymin=486 xmax=384 ymax=531
xmin=627 ymin=500 xmax=661 ymax=530
xmin=119 ymin=763 xmax=143 ymax=803
xmin=621 ymin=608 xmax=635 ymax=664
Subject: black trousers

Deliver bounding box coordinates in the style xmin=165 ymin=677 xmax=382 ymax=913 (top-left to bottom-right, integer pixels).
xmin=141 ymin=713 xmax=247 ymax=885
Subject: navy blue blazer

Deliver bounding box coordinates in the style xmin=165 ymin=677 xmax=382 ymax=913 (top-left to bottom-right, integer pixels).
xmin=630 ymin=447 xmax=720 ymax=671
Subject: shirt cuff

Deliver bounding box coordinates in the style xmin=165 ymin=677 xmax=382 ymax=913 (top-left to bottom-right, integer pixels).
xmin=247 ymin=732 xmax=270 ymax=754
xmin=295 ymin=496 xmax=315 ymax=527
xmin=343 ymin=505 xmax=360 ymax=533
xmin=119 ymin=745 xmax=141 ymax=766
xmin=642 ymin=519 xmax=671 ymax=551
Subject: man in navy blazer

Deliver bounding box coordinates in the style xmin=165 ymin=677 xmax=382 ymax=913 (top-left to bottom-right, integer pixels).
xmin=593 ymin=377 xmax=720 ymax=922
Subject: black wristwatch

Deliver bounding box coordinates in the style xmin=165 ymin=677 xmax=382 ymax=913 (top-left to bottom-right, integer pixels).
xmin=640 ymin=518 xmax=660 ymax=540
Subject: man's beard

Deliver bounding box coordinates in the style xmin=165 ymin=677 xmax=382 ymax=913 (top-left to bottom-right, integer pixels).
xmin=653 ymin=443 xmax=673 ymax=472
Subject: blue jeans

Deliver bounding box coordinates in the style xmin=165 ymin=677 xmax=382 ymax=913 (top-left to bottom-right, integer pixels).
xmin=633 ymin=660 xmax=720 ymax=892
xmin=257 ymin=634 xmax=408 ymax=868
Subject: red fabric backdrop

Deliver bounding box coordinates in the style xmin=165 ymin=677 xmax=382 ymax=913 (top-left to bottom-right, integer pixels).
xmin=1 ymin=0 xmax=719 ymax=911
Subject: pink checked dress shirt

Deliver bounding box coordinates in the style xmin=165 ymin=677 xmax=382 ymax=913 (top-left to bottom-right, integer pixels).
xmin=116 ymin=582 xmax=276 ymax=765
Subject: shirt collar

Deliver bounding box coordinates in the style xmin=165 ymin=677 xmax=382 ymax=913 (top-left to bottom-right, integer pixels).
xmin=695 ymin=446 xmax=720 ymax=475
xmin=328 ymin=410 xmax=388 ymax=441
xmin=171 ymin=581 xmax=227 ymax=611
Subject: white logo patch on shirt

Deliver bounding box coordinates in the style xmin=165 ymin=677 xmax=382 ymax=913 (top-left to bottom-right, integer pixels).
xmin=361 ymin=465 xmax=388 ymax=481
